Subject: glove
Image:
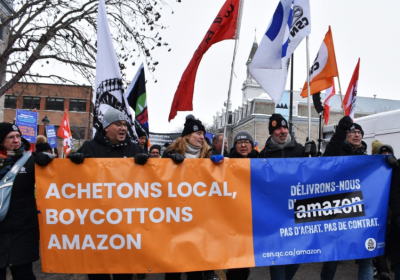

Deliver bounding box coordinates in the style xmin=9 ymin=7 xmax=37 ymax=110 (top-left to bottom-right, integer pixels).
xmin=304 ymin=140 xmax=317 ymax=157
xmin=134 ymin=153 xmax=149 ymax=165
xmin=170 ymin=154 xmax=185 ymax=164
xmin=68 ymin=153 xmax=85 ymax=164
xmin=34 ymin=152 xmax=55 ymax=166
xmin=337 ymin=116 xmax=353 ymax=132
xmin=210 ymin=155 xmax=224 ymax=164
xmin=386 ymin=155 xmax=399 ymax=168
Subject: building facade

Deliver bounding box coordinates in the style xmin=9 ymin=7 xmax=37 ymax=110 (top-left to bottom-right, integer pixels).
xmin=3 ymin=82 xmax=93 ymax=148
xmin=212 ymin=39 xmax=400 ymax=151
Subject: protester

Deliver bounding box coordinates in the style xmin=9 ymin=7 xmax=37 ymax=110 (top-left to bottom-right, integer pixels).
xmin=136 ymin=128 xmax=148 ymax=153
xmin=35 ymin=135 xmax=52 ymax=154
xmin=224 ymin=130 xmax=257 ymax=280
xmin=369 ymin=140 xmax=393 ymax=280
xmin=0 ymin=123 xmax=54 ymax=280
xmin=259 ymin=113 xmax=315 ymax=158
xmin=212 ymin=133 xmax=229 ymax=156
xmin=68 ymin=107 xmax=148 ymax=280
xmin=149 ymin=145 xmax=161 ymax=158
xmin=229 ymin=131 xmax=258 ymax=159
xmin=258 ymin=113 xmax=314 ymax=280
xmin=163 ymin=115 xmax=218 ymax=280
xmin=321 ymin=116 xmax=372 ymax=280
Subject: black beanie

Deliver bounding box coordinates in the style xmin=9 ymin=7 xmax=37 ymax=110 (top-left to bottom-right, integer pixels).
xmin=269 ymin=114 xmax=288 ymax=134
xmin=136 ymin=127 xmax=147 ymax=138
xmin=150 ymin=145 xmax=161 ymax=153
xmin=350 ymin=123 xmax=364 ymax=137
xmin=234 ymin=130 xmax=254 ymax=148
xmin=182 ymin=115 xmax=205 ymax=137
xmin=36 ymin=142 xmax=52 ymax=153
xmin=0 ymin=123 xmax=22 ymax=144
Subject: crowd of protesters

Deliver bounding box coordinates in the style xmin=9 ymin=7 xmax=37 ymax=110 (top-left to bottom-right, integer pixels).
xmin=0 ymin=111 xmax=399 ymax=280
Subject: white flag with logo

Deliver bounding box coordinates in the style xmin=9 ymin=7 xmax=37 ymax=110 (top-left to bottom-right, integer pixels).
xmin=93 ymin=0 xmax=137 ymax=141
xmin=250 ymin=0 xmax=311 ymax=104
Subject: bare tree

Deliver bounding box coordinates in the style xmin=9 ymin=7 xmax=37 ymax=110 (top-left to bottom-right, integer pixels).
xmin=0 ymin=0 xmax=181 ymax=96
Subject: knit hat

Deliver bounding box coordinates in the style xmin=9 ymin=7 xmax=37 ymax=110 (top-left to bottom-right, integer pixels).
xmin=150 ymin=145 xmax=161 ymax=153
xmin=35 ymin=142 xmax=52 ymax=153
xmin=182 ymin=115 xmax=206 ymax=137
xmin=102 ymin=108 xmax=127 ymax=129
xmin=372 ymin=140 xmax=394 ymax=155
xmin=234 ymin=130 xmax=254 ymax=148
xmin=269 ymin=114 xmax=288 ymax=134
xmin=350 ymin=123 xmax=364 ymax=137
xmin=0 ymin=123 xmax=22 ymax=144
xmin=136 ymin=127 xmax=147 ymax=138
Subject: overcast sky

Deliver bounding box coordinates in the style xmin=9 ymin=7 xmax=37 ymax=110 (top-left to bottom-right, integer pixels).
xmin=34 ymin=0 xmax=400 ymax=133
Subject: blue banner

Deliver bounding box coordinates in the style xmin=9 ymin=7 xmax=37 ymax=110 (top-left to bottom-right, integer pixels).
xmin=45 ymin=125 xmax=57 ymax=148
xmin=251 ymin=155 xmax=391 ymax=266
xmin=16 ymin=109 xmax=38 ymax=143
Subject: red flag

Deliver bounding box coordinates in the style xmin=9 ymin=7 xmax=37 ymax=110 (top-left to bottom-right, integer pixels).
xmin=323 ymin=78 xmax=336 ymax=125
xmin=57 ymin=110 xmax=75 ymax=156
xmin=168 ymin=0 xmax=241 ymax=121
xmin=343 ymin=58 xmax=360 ymax=120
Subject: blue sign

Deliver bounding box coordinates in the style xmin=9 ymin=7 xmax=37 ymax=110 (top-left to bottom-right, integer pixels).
xmin=250 ymin=155 xmax=391 ymax=266
xmin=45 ymin=125 xmax=58 ymax=148
xmin=16 ymin=109 xmax=38 ymax=143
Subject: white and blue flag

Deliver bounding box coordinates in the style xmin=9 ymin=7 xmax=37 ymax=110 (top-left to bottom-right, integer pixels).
xmin=250 ymin=0 xmax=311 ymax=104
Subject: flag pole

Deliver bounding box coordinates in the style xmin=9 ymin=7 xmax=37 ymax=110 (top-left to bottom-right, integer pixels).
xmin=221 ymin=0 xmax=244 ymax=156
xmin=289 ymin=53 xmax=294 ymax=137
xmin=336 ymin=76 xmax=345 ymax=115
xmin=306 ymin=36 xmax=311 ymax=141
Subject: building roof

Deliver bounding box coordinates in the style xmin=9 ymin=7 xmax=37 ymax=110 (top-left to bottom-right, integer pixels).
xmin=327 ymin=95 xmax=400 ymax=114
xmin=246 ymin=35 xmax=258 ymax=65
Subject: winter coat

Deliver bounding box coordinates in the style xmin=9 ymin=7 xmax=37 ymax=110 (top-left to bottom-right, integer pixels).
xmin=387 ymin=160 xmax=400 ymax=261
xmin=229 ymin=149 xmax=259 ymax=159
xmin=211 ymin=146 xmax=229 ymax=157
xmin=78 ymin=129 xmax=141 ymax=158
xmin=162 ymin=147 xmax=212 ymax=159
xmin=323 ymin=128 xmax=367 ymax=157
xmin=259 ymin=137 xmax=305 ymax=158
xmin=0 ymin=155 xmax=39 ymax=268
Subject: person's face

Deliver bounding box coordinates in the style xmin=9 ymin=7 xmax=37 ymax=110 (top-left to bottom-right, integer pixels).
xmin=214 ymin=135 xmax=228 ymax=152
xmin=346 ymin=129 xmax=363 ymax=148
xmin=105 ymin=121 xmax=128 ymax=145
xmin=186 ymin=131 xmax=204 ymax=147
xmin=149 ymin=149 xmax=160 ymax=158
xmin=138 ymin=136 xmax=147 ymax=148
xmin=2 ymin=131 xmax=22 ymax=151
xmin=235 ymin=139 xmax=252 ymax=157
xmin=271 ymin=126 xmax=289 ymax=144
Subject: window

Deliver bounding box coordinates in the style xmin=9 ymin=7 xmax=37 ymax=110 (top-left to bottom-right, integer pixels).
xmin=4 ymin=95 xmax=16 ymax=108
xmin=46 ymin=98 xmax=64 ymax=111
xmin=23 ymin=96 xmax=41 ymax=110
xmin=69 ymin=99 xmax=87 ymax=112
xmin=70 ymin=126 xmax=86 ymax=140
xmin=0 ymin=17 xmax=4 ymax=41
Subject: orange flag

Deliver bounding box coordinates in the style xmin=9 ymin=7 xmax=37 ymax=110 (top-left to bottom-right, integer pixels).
xmin=301 ymin=26 xmax=339 ymax=98
xmin=168 ymin=0 xmax=241 ymax=122
xmin=343 ymin=58 xmax=360 ymax=120
xmin=57 ymin=110 xmax=75 ymax=156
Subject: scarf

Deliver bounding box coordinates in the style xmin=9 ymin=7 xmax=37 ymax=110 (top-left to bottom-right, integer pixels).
xmin=185 ymin=143 xmax=201 ymax=159
xmin=0 ymin=146 xmax=25 ymax=176
xmin=271 ymin=133 xmax=292 ymax=149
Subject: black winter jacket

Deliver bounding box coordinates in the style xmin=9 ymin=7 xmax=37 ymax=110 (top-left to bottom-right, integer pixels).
xmin=0 ymin=155 xmax=39 ymax=268
xmin=323 ymin=128 xmax=367 ymax=157
xmin=229 ymin=149 xmax=259 ymax=159
xmin=78 ymin=129 xmax=141 ymax=158
xmin=259 ymin=137 xmax=305 ymax=158
xmin=387 ymin=160 xmax=400 ymax=261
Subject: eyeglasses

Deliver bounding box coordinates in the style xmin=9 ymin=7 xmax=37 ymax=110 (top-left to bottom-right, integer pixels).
xmin=113 ymin=122 xmax=128 ymax=128
xmin=236 ymin=140 xmax=251 ymax=146
xmin=349 ymin=130 xmax=362 ymax=135
xmin=150 ymin=151 xmax=160 ymax=155
xmin=5 ymin=134 xmax=21 ymax=141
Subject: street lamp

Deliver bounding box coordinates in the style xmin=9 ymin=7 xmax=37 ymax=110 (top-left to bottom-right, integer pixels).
xmin=42 ymin=115 xmax=50 ymax=126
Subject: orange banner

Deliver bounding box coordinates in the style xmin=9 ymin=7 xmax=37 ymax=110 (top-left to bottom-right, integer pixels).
xmin=35 ymin=158 xmax=254 ymax=274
